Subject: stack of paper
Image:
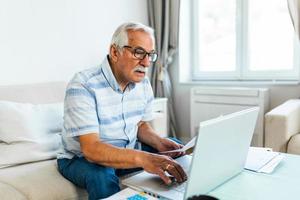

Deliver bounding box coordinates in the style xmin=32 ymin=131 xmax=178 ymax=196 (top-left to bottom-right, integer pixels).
xmin=244 ymin=147 xmax=284 ymax=173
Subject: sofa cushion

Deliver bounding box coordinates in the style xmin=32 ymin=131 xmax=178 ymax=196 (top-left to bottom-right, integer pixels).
xmin=0 ymin=139 xmax=61 ymax=168
xmin=0 ymin=181 xmax=26 ymax=200
xmin=0 ymin=101 xmax=63 ymax=168
xmin=287 ymin=134 xmax=300 ymax=154
xmin=0 ymin=160 xmax=87 ymax=200
xmin=0 ymin=101 xmax=63 ymax=143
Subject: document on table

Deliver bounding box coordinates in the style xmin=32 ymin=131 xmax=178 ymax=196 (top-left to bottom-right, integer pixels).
xmin=244 ymin=147 xmax=284 ymax=173
xmin=160 ymin=137 xmax=196 ymax=154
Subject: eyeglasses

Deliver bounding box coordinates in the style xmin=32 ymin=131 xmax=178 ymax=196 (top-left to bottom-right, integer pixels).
xmin=123 ymin=45 xmax=158 ymax=62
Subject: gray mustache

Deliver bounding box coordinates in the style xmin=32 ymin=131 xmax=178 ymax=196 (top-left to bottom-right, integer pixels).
xmin=134 ymin=66 xmax=148 ymax=73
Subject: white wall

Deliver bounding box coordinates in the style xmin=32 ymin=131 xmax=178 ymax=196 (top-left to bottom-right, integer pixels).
xmin=3 ymin=0 xmax=299 ymax=140
xmin=0 ymin=0 xmax=148 ymax=85
xmin=170 ymin=56 xmax=300 ymax=140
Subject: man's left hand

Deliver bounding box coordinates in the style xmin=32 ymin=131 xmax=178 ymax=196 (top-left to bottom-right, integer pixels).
xmin=157 ymin=138 xmax=185 ymax=158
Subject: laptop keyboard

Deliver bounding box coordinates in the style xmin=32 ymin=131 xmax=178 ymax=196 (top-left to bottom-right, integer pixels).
xmin=159 ymin=178 xmax=187 ymax=193
xmin=173 ymin=182 xmax=187 ymax=192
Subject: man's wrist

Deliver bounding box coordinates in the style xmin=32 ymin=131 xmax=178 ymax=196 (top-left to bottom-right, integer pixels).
xmin=134 ymin=151 xmax=147 ymax=167
xmin=153 ymin=137 xmax=164 ymax=151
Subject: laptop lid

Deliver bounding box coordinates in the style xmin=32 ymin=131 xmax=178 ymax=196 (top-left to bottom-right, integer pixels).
xmin=184 ymin=107 xmax=259 ymax=199
xmin=122 ymin=107 xmax=259 ymax=200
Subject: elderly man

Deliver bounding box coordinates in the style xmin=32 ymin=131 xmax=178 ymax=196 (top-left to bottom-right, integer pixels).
xmin=57 ymin=22 xmax=187 ymax=200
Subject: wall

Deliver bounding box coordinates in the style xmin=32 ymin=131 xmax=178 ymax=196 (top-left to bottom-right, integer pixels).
xmin=2 ymin=0 xmax=300 ymax=140
xmin=0 ymin=0 xmax=148 ymax=85
xmin=170 ymin=56 xmax=300 ymax=140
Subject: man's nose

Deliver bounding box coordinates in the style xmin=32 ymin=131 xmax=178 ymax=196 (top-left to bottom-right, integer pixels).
xmin=139 ymin=55 xmax=151 ymax=67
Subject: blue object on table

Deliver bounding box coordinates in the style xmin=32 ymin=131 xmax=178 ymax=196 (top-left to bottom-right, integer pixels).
xmin=127 ymin=194 xmax=148 ymax=200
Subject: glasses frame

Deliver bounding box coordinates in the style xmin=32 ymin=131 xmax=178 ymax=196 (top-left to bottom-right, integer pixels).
xmin=123 ymin=45 xmax=158 ymax=62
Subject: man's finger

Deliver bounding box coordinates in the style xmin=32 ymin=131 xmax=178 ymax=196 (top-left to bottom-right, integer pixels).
xmin=164 ymin=161 xmax=187 ymax=183
xmin=157 ymin=170 xmax=171 ymax=185
xmin=165 ymin=164 xmax=183 ymax=183
xmin=172 ymin=143 xmax=182 ymax=150
xmin=172 ymin=162 xmax=187 ymax=182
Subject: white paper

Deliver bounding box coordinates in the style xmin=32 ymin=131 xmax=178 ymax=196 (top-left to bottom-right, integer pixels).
xmin=258 ymin=154 xmax=284 ymax=173
xmin=244 ymin=147 xmax=284 ymax=173
xmin=160 ymin=137 xmax=197 ymax=153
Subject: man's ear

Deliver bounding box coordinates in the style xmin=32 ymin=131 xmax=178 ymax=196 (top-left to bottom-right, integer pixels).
xmin=110 ymin=44 xmax=120 ymax=63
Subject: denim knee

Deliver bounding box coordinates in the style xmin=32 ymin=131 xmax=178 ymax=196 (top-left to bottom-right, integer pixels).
xmin=85 ymin=167 xmax=120 ymax=200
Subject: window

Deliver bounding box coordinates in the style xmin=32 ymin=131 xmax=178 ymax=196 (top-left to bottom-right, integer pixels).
xmin=186 ymin=0 xmax=300 ymax=81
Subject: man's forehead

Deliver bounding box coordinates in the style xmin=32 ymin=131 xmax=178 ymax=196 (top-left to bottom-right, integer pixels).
xmin=127 ymin=31 xmax=155 ymax=50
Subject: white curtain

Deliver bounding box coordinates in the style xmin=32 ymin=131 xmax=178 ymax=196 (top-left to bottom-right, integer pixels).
xmin=288 ymin=0 xmax=300 ymax=39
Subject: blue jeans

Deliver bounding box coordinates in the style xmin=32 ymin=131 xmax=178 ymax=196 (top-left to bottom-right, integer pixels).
xmin=57 ymin=138 xmax=182 ymax=200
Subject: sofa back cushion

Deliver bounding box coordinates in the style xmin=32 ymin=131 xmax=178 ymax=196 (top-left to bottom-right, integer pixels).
xmin=0 ymin=101 xmax=63 ymax=168
xmin=0 ymin=82 xmax=66 ymax=104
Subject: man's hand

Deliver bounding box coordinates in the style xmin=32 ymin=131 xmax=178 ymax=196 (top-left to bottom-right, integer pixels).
xmin=139 ymin=152 xmax=187 ymax=185
xmin=156 ymin=138 xmax=185 ymax=158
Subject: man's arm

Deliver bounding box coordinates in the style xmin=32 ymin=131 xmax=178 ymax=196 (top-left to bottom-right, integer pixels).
xmin=79 ymin=133 xmax=187 ymax=184
xmin=79 ymin=133 xmax=144 ymax=168
xmin=136 ymin=121 xmax=163 ymax=150
xmin=137 ymin=122 xmax=184 ymax=157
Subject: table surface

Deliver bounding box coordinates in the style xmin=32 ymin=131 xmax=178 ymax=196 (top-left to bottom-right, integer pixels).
xmin=117 ymin=153 xmax=300 ymax=200
xmin=208 ymin=153 xmax=300 ymax=200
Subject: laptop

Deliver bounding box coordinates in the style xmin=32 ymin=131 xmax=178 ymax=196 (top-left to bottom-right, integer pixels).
xmin=122 ymin=107 xmax=259 ymax=200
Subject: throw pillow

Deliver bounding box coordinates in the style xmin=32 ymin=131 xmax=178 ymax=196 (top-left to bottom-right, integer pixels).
xmin=0 ymin=101 xmax=63 ymax=168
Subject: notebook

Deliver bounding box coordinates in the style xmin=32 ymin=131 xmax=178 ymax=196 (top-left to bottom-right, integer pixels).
xmin=245 ymin=147 xmax=284 ymax=173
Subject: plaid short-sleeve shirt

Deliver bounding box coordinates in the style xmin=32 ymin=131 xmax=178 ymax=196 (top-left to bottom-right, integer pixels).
xmin=58 ymin=56 xmax=154 ymax=159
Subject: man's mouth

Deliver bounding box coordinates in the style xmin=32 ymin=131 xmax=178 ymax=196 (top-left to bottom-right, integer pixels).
xmin=135 ymin=69 xmax=146 ymax=74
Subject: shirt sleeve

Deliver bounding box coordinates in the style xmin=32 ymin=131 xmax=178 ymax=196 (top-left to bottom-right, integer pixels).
xmin=141 ymin=78 xmax=155 ymax=122
xmin=63 ymin=80 xmax=99 ymax=137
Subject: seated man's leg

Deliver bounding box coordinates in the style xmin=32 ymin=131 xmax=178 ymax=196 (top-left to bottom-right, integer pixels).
xmin=57 ymin=157 xmax=120 ymax=200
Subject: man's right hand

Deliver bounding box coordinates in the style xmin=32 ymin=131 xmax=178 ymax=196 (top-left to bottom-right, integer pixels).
xmin=138 ymin=152 xmax=187 ymax=185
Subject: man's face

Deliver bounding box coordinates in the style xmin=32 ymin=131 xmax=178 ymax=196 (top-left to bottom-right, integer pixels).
xmin=112 ymin=30 xmax=155 ymax=85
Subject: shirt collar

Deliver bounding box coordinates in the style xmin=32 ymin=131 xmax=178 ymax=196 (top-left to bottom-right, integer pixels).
xmin=101 ymin=55 xmax=136 ymax=93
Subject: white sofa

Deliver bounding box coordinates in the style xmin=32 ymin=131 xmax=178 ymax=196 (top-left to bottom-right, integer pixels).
xmin=0 ymin=82 xmax=88 ymax=200
xmin=265 ymin=99 xmax=300 ymax=154
xmin=0 ymin=82 xmax=168 ymax=200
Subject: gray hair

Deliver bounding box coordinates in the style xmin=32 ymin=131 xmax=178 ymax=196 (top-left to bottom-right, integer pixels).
xmin=110 ymin=22 xmax=155 ymax=49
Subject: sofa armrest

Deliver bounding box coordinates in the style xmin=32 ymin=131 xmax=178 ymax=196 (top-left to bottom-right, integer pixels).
xmin=149 ymin=98 xmax=168 ymax=137
xmin=265 ymin=99 xmax=300 ymax=152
